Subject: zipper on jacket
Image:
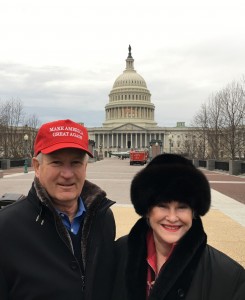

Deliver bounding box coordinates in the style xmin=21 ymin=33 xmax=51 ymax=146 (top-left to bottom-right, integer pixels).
xmin=81 ymin=275 xmax=85 ymax=290
xmin=53 ymin=215 xmax=86 ymax=288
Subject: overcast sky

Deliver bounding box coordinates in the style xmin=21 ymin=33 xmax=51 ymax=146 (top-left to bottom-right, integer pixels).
xmin=0 ymin=0 xmax=244 ymax=127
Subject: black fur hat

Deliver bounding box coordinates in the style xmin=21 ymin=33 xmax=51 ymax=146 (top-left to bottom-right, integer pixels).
xmin=130 ymin=154 xmax=211 ymax=216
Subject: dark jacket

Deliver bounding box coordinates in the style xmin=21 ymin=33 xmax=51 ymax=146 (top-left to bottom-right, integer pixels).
xmin=0 ymin=178 xmax=116 ymax=300
xmin=112 ymin=217 xmax=245 ymax=300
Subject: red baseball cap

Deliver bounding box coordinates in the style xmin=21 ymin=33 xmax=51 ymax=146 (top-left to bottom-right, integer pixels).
xmin=34 ymin=119 xmax=93 ymax=157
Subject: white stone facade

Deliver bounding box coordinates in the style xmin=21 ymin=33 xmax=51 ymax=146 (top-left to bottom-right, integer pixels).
xmin=88 ymin=46 xmax=194 ymax=154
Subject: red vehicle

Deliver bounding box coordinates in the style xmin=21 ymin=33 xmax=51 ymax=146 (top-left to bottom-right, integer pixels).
xmin=130 ymin=150 xmax=148 ymax=165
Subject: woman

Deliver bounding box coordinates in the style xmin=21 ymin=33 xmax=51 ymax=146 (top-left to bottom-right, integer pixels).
xmin=113 ymin=154 xmax=245 ymax=300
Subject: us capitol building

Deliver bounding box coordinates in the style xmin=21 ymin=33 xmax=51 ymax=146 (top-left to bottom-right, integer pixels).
xmin=88 ymin=46 xmax=195 ymax=155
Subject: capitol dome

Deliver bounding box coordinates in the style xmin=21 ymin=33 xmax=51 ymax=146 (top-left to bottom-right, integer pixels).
xmin=113 ymin=68 xmax=147 ymax=88
xmin=103 ymin=45 xmax=157 ymax=128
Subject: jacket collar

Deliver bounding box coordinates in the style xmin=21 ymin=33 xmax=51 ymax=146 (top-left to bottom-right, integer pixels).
xmin=30 ymin=177 xmax=115 ymax=270
xmin=126 ymin=216 xmax=207 ymax=300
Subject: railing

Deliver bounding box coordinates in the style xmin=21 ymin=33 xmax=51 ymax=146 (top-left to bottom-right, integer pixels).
xmin=10 ymin=159 xmax=26 ymax=167
xmin=215 ymin=160 xmax=229 ymax=171
xmin=241 ymin=162 xmax=245 ymax=174
xmin=1 ymin=157 xmax=245 ymax=176
xmin=0 ymin=158 xmax=32 ymax=169
xmin=195 ymin=159 xmax=245 ymax=175
xmin=199 ymin=160 xmax=207 ymax=168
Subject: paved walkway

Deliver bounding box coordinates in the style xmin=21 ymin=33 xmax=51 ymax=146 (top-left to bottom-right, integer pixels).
xmin=1 ymin=158 xmax=245 ymax=267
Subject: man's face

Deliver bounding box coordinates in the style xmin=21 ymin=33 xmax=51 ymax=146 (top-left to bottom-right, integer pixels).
xmin=33 ymin=148 xmax=88 ymax=207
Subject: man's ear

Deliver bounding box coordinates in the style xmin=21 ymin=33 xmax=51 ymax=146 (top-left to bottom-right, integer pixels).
xmin=32 ymin=157 xmax=40 ymax=177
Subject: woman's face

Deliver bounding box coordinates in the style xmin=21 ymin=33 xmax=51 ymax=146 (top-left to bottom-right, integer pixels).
xmin=147 ymin=201 xmax=193 ymax=247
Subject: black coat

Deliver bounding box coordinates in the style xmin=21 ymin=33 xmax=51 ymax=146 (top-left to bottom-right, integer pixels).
xmin=112 ymin=217 xmax=245 ymax=300
xmin=0 ymin=178 xmax=116 ymax=300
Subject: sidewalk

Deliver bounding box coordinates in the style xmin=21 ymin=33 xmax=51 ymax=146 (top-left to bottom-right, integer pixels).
xmin=1 ymin=158 xmax=245 ymax=267
xmin=1 ymin=166 xmax=34 ymax=176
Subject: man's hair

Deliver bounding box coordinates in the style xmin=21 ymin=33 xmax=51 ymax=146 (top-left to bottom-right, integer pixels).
xmin=36 ymin=152 xmax=43 ymax=163
xmin=35 ymin=151 xmax=89 ymax=164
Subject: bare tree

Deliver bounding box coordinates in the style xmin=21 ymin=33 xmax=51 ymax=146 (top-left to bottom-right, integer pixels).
xmin=218 ymin=81 xmax=245 ymax=159
xmin=192 ymin=78 xmax=245 ymax=160
xmin=24 ymin=114 xmax=41 ymax=156
xmin=178 ymin=131 xmax=199 ymax=159
xmin=0 ymin=98 xmax=40 ymax=158
xmin=206 ymin=93 xmax=223 ymax=159
xmin=192 ymin=103 xmax=209 ymax=159
xmin=0 ymin=98 xmax=25 ymax=157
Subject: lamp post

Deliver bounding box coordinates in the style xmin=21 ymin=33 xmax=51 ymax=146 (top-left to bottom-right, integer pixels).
xmin=168 ymin=134 xmax=173 ymax=153
xmin=23 ymin=134 xmax=29 ymax=173
xmin=99 ymin=144 xmax=103 ymax=160
xmin=149 ymin=146 xmax=152 ymax=161
xmin=149 ymin=139 xmax=162 ymax=158
xmin=89 ymin=139 xmax=95 ymax=159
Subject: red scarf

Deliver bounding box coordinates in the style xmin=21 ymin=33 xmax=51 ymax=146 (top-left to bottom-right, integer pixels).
xmin=146 ymin=229 xmax=175 ymax=299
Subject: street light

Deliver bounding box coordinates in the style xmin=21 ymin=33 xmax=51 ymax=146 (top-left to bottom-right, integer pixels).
xmin=149 ymin=146 xmax=152 ymax=161
xmin=168 ymin=134 xmax=173 ymax=153
xmin=23 ymin=134 xmax=29 ymax=173
xmin=149 ymin=139 xmax=162 ymax=158
xmin=99 ymin=144 xmax=103 ymax=160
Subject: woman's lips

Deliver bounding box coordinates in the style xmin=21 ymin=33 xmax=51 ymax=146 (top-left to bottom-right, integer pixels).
xmin=161 ymin=224 xmax=181 ymax=232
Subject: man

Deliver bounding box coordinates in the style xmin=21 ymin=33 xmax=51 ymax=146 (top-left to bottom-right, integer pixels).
xmin=0 ymin=119 xmax=116 ymax=300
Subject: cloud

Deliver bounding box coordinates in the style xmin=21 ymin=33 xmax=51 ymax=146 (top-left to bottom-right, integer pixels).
xmin=0 ymin=0 xmax=245 ymax=128
xmin=0 ymin=63 xmax=110 ymax=126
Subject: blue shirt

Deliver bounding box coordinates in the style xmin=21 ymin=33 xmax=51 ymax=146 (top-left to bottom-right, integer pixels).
xmin=57 ymin=197 xmax=86 ymax=235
